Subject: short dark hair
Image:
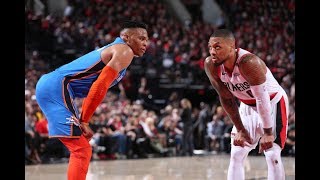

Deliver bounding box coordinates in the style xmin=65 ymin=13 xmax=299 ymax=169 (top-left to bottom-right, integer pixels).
xmin=211 ymin=29 xmax=234 ymax=39
xmin=120 ymin=20 xmax=147 ymax=30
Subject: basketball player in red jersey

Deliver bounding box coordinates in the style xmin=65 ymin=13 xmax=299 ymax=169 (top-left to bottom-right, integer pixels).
xmin=204 ymin=29 xmax=289 ymax=180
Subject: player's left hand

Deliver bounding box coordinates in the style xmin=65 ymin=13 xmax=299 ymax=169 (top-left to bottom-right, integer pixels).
xmin=234 ymin=129 xmax=252 ymax=147
xmin=259 ymin=133 xmax=274 ymax=153
xmin=80 ymin=123 xmax=94 ymax=141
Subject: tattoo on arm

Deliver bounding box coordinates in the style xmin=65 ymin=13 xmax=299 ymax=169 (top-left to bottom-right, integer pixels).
xmin=240 ymin=54 xmax=254 ymax=64
xmin=239 ymin=54 xmax=267 ymax=85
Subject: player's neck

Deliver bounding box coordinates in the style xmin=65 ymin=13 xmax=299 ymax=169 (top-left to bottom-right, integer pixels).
xmin=223 ymin=49 xmax=238 ymax=73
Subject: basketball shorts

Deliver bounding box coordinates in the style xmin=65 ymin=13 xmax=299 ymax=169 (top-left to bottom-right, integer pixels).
xmin=231 ymin=89 xmax=289 ymax=150
xmin=35 ymin=71 xmax=82 ymax=138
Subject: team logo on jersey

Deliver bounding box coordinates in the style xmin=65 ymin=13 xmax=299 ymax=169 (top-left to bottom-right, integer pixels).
xmin=223 ymin=81 xmax=250 ymax=92
xmin=66 ymin=116 xmax=80 ymax=126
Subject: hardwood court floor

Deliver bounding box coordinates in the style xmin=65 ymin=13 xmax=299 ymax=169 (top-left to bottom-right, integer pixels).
xmin=25 ymin=155 xmax=295 ymax=180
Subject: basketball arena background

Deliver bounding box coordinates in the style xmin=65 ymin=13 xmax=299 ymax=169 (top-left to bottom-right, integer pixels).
xmin=25 ymin=0 xmax=295 ymax=178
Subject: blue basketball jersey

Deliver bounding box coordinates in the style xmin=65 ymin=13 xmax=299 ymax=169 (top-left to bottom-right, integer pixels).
xmin=55 ymin=37 xmax=127 ymax=98
xmin=36 ymin=37 xmax=128 ymax=138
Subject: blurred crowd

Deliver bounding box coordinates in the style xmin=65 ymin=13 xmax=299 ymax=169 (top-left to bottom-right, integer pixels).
xmin=25 ymin=0 xmax=295 ymax=165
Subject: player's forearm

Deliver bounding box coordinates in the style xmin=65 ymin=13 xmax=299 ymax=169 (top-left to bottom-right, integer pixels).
xmin=81 ymin=88 xmax=107 ymax=123
xmin=81 ymin=66 xmax=118 ymax=123
xmin=220 ymin=96 xmax=245 ymax=131
xmin=250 ymin=82 xmax=272 ymax=130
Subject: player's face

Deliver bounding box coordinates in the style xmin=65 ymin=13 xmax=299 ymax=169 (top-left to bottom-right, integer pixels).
xmin=129 ymin=28 xmax=149 ymax=57
xmin=208 ymin=37 xmax=232 ymax=66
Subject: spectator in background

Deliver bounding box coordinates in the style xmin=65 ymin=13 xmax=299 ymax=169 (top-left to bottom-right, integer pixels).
xmin=107 ymin=114 xmax=127 ymax=159
xmin=205 ymin=114 xmax=224 ymax=153
xmin=220 ymin=116 xmax=233 ymax=153
xmin=193 ymin=102 xmax=211 ymax=149
xmin=35 ymin=116 xmax=69 ymax=163
xmin=282 ymin=126 xmax=295 ymax=157
xmin=25 ymin=113 xmax=41 ymax=164
xmin=180 ymin=98 xmax=194 ymax=156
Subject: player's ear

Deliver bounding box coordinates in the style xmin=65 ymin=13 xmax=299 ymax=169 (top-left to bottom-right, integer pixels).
xmin=121 ymin=34 xmax=129 ymax=42
xmin=120 ymin=29 xmax=129 ymax=42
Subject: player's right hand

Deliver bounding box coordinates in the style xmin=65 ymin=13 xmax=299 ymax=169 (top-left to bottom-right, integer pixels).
xmin=80 ymin=123 xmax=94 ymax=141
xmin=258 ymin=133 xmax=274 ymax=153
xmin=234 ymin=129 xmax=252 ymax=147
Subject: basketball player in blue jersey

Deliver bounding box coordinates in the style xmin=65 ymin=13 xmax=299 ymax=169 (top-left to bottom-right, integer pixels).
xmin=35 ymin=20 xmax=148 ymax=180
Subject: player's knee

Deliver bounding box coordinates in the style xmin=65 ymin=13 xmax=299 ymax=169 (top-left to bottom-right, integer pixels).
xmin=230 ymin=147 xmax=248 ymax=163
xmin=83 ymin=145 xmax=92 ymax=158
xmin=71 ymin=145 xmax=92 ymax=173
xmin=264 ymin=145 xmax=281 ymax=164
xmin=73 ymin=145 xmax=92 ymax=160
